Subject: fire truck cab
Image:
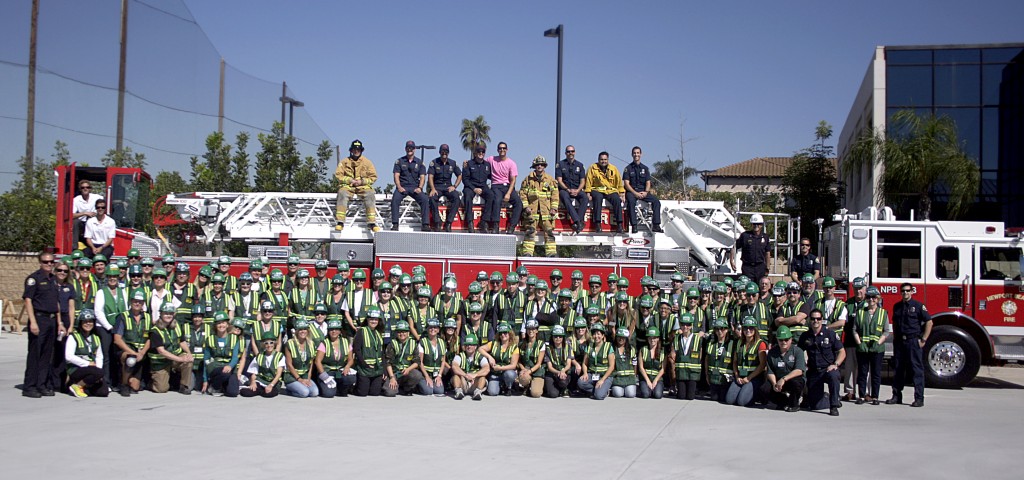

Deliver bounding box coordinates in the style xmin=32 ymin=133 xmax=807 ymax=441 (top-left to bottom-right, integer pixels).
xmin=54 ymin=164 xmax=155 ymax=256
xmin=823 ymin=206 xmax=1024 ymax=388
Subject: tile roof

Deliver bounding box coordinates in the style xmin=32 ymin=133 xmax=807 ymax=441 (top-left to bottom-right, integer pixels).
xmin=706 ymin=156 xmax=836 ymax=178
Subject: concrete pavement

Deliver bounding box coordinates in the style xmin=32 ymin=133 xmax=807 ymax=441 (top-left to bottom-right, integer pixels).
xmin=1 ymin=333 xmax=1021 ymax=479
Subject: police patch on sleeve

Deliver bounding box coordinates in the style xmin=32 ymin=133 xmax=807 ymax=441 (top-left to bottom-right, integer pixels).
xmin=26 ymin=278 xmax=36 ymax=286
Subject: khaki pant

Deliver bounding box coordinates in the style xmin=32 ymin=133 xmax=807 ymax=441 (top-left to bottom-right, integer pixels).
xmin=336 ymin=188 xmax=378 ymax=225
xmin=516 ymin=373 xmax=545 ymax=398
xmin=151 ymin=361 xmax=193 ymax=393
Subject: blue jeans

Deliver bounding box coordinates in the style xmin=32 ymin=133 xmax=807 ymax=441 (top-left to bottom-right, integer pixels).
xmin=638 ymin=380 xmax=664 ymax=399
xmin=418 ymin=376 xmax=446 ymax=395
xmin=487 ymin=369 xmax=517 ymax=396
xmin=611 ymin=384 xmax=637 ymax=398
xmin=577 ymin=375 xmax=613 ymax=400
xmin=489 ymin=184 xmax=523 ymax=228
xmin=725 ymin=377 xmax=763 ymax=406
xmin=286 ymin=380 xmax=320 ymax=398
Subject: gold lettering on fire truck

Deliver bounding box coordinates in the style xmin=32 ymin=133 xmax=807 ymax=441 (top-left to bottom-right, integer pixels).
xmin=983 ymin=294 xmax=1021 ymax=323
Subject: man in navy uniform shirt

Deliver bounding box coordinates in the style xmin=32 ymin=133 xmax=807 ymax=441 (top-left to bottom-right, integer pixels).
xmin=622 ymin=146 xmax=663 ymax=234
xmin=23 ymin=252 xmax=62 ymax=398
xmin=887 ymin=283 xmax=932 ymax=407
xmin=555 ymin=145 xmax=589 ymax=235
xmin=427 ymin=144 xmax=462 ymax=232
xmin=462 ymin=146 xmax=493 ymax=233
xmin=391 ymin=140 xmax=430 ymax=231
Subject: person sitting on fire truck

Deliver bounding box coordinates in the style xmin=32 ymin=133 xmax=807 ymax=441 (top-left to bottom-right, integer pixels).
xmin=334 ymin=139 xmax=381 ymax=233
xmin=519 ymin=156 xmax=560 ymax=257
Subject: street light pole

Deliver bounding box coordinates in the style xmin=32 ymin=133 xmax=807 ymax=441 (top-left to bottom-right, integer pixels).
xmin=279 ymin=95 xmax=304 ymax=137
xmin=544 ymin=24 xmax=563 ymax=165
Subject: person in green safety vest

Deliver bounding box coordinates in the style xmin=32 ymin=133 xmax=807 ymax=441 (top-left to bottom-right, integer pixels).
xmin=775 ymin=281 xmax=811 ymax=338
xmin=216 ymin=256 xmax=238 ymax=295
xmin=252 ymin=301 xmax=284 ymax=356
xmin=308 ymin=304 xmax=330 ymax=348
xmin=634 ymin=294 xmax=658 ymax=350
xmin=517 ymin=319 xmax=547 ymax=398
xmin=841 ymin=277 xmax=867 ymax=401
xmin=353 ymin=306 xmax=386 ymax=397
xmin=147 ymin=304 xmax=194 ymax=395
xmin=383 ymin=320 xmax=425 ymax=396
xmin=417 ymin=318 xmax=448 ymax=396
xmin=853 ymin=286 xmax=889 ymax=405
xmin=544 ymin=324 xmax=576 ymax=398
xmin=577 ymin=323 xmax=615 ymax=400
xmin=451 ymin=333 xmax=490 ymax=400
xmin=670 ymin=312 xmax=701 ymax=400
xmin=725 ymin=316 xmax=768 ymax=407
xmin=763 ymin=325 xmax=806 ymax=412
xmin=408 ymin=286 xmax=438 ymax=341
xmin=94 ymin=265 xmax=126 ymax=389
xmin=705 ymin=318 xmax=735 ymax=403
xmin=342 ymin=269 xmax=372 ymax=336
xmin=638 ymin=325 xmax=666 ymax=399
xmin=315 ymin=318 xmax=356 ymax=398
xmin=441 ymin=318 xmax=460 ymax=390
xmin=289 ymin=269 xmax=317 ymax=319
xmin=230 ymin=317 xmax=250 ymax=385
xmin=579 ymin=275 xmax=608 ymax=322
xmin=482 ymin=321 xmax=519 ymax=396
xmin=65 ymin=309 xmax=109 ymax=398
xmin=607 ymin=291 xmax=637 ymax=345
xmin=203 ymin=312 xmax=240 ymax=397
xmin=283 ymin=318 xmax=319 ymax=398
xmin=112 ymin=290 xmax=153 ymax=396
xmin=570 ymin=315 xmax=592 ymax=395
xmin=610 ymin=327 xmax=637 ymax=398
xmin=184 ymin=304 xmax=207 ymax=392
xmin=240 ymin=337 xmax=284 ymax=398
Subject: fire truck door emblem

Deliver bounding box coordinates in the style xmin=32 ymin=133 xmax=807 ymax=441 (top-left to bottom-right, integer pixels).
xmin=1002 ymin=300 xmax=1017 ymax=316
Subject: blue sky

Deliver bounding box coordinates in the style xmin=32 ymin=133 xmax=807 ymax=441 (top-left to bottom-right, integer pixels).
xmin=2 ymin=0 xmax=1022 ymax=190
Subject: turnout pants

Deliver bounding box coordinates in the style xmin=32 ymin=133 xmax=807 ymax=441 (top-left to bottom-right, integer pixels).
xmin=335 ymin=188 xmax=378 ymax=227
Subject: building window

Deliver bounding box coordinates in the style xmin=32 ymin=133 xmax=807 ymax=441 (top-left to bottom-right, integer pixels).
xmin=887 ymin=66 xmax=932 ymax=107
xmin=935 ymin=64 xmax=980 ymax=106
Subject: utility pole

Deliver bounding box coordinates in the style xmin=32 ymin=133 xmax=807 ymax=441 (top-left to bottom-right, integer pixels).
xmin=544 ymin=25 xmax=563 ymax=166
xmin=280 ymin=82 xmax=287 ymax=137
xmin=218 ymin=58 xmax=225 ymax=134
xmin=115 ymin=0 xmax=129 ymax=153
xmin=25 ymin=0 xmax=39 ymax=189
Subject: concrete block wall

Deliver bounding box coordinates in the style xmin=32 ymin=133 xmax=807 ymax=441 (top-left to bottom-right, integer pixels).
xmin=0 ymin=252 xmax=38 ymax=302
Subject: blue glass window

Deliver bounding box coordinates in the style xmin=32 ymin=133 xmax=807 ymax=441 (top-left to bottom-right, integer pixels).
xmin=935 ymin=49 xmax=980 ymax=64
xmin=935 ymin=65 xmax=980 ymax=106
xmin=936 ymin=108 xmax=980 ymax=162
xmin=982 ymin=107 xmax=999 ymax=170
xmin=982 ymin=47 xmax=1024 ymax=63
xmin=887 ymin=49 xmax=932 ymax=65
xmin=887 ymin=66 xmax=932 ymax=107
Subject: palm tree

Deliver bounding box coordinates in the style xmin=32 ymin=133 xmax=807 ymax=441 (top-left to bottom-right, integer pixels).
xmin=844 ymin=109 xmax=979 ymax=220
xmin=460 ymin=116 xmax=491 ymax=156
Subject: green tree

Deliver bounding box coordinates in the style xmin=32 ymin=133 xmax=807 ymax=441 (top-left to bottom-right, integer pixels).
xmin=460 ymin=116 xmax=491 ymax=155
xmin=189 ymin=131 xmax=232 ymax=191
xmin=101 ymin=146 xmax=147 ymax=169
xmin=254 ymin=122 xmax=302 ymax=192
xmin=0 ymin=141 xmax=69 ymax=251
xmin=845 ymin=109 xmax=979 ymax=220
xmin=229 ymin=132 xmax=251 ymax=192
xmin=293 ymin=140 xmax=333 ymax=193
xmin=782 ymin=120 xmax=841 ymax=241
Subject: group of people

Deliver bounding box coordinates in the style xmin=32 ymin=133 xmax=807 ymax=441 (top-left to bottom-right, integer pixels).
xmin=333 ymin=140 xmax=665 ymax=256
xmin=22 ymin=250 xmax=933 ymax=412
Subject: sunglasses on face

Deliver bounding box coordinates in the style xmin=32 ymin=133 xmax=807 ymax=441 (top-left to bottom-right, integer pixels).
xmin=40 ymin=260 xmax=55 ymax=264
xmin=56 ymin=268 xmax=69 ymax=273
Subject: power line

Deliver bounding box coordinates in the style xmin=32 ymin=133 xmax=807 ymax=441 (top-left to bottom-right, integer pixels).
xmin=0 ymin=113 xmax=201 ymax=157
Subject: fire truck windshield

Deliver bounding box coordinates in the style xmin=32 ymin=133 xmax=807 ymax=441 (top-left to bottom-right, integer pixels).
xmin=108 ymin=173 xmax=150 ymax=231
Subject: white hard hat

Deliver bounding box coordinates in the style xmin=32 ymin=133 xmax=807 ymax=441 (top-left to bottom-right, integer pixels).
xmin=750 ymin=214 xmax=764 ymax=224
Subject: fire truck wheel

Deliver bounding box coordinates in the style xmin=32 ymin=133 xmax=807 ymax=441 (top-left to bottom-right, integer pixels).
xmin=925 ymin=325 xmax=981 ymax=389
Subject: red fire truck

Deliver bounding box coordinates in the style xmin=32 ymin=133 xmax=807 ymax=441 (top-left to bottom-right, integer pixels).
xmin=822 ymin=206 xmax=1024 ymax=388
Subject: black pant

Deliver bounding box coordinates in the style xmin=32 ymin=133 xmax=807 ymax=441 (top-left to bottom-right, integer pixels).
xmin=559 ymin=189 xmax=590 ymax=226
xmin=709 ymin=383 xmax=728 ymax=403
xmin=805 ymin=368 xmax=841 ymax=409
xmin=543 ymin=371 xmax=571 ymax=398
xmin=856 ymin=351 xmax=883 ymax=399
xmin=764 ymin=376 xmax=805 ymax=408
xmin=391 ymin=188 xmax=430 ymax=226
xmin=240 ymin=384 xmax=279 ymax=398
xmin=355 ymin=374 xmax=383 ymax=396
xmin=741 ymin=263 xmax=767 ymax=284
xmin=892 ymin=336 xmax=925 ymax=402
xmin=463 ymin=187 xmax=493 ymax=229
xmin=49 ymin=313 xmax=72 ymax=390
xmin=625 ymin=191 xmax=661 ymax=227
xmin=24 ymin=313 xmax=56 ymax=392
xmin=429 ymin=190 xmax=462 ymax=226
xmin=676 ymin=379 xmax=697 ymax=400
xmin=589 ymin=191 xmax=622 ymax=227
xmin=489 ymin=184 xmax=523 ymax=228
xmin=69 ymin=366 xmax=109 ymax=396
xmin=207 ymin=368 xmax=241 ymax=397
xmin=95 ymin=327 xmax=116 ymax=388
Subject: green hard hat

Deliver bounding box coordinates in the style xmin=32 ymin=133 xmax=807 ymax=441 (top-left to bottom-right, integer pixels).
xmin=714 ymin=282 xmax=727 ymax=294
xmin=71 ymin=250 xmax=84 ymax=260
xmin=327 ymin=319 xmax=343 ymax=330
xmin=337 ymin=260 xmax=350 ymax=271
xmin=218 ymin=255 xmax=231 ymax=265
xmin=558 ymin=288 xmax=573 ymax=299
xmin=852 ymin=277 xmax=866 ymax=289
xmin=615 ymin=291 xmax=629 ymax=302
xmin=671 ymin=272 xmax=685 ymax=282
xmin=77 ymin=309 xmax=96 ymax=322
xmin=468 ymin=303 xmax=483 ymax=313
xmin=213 ymin=312 xmax=229 ymax=323
xmin=526 ymin=275 xmax=538 ymax=286
xmin=617 ymin=278 xmax=629 ymax=288
xmin=105 ymin=265 xmax=121 ymax=276
xmin=352 ymin=269 xmax=366 ymax=280
xmin=443 ymin=318 xmax=458 ymax=329
xmin=589 ymin=274 xmax=602 ymax=285
xmin=536 ymin=280 xmax=550 ymax=291
xmin=78 ymin=258 xmax=93 ymax=267
xmin=199 ymin=265 xmax=213 ymax=277
xmin=413 ymin=273 xmax=427 ymax=284
xmin=679 ymin=312 xmax=694 ymax=325
xmin=249 ymin=259 xmax=263 ymax=270
xmin=741 ymin=316 xmax=757 ymax=328
xmin=866 ymin=286 xmax=880 ymax=297
xmin=585 ymin=305 xmax=601 ymax=316
xmin=574 ymin=317 xmax=589 ymax=328
xmin=315 ymin=259 xmax=328 ymax=269
xmin=116 ymin=259 xmax=129 ymax=269
xmin=127 ymin=248 xmax=140 ymax=257
xmin=293 ymin=319 xmax=309 ymax=330
xmin=314 ymin=303 xmax=328 ymax=314
xmin=332 ymin=273 xmax=346 ymax=284
xmin=463 ymin=334 xmax=480 ymax=346
xmin=550 ymin=269 xmax=563 ymax=279
xmin=607 ymin=273 xmax=618 ymax=283
xmin=745 ymin=283 xmax=758 ymax=295
xmin=287 ymin=254 xmax=300 ymax=265
xmin=140 ymin=257 xmax=154 ymax=266
xmin=128 ymin=264 xmax=143 ymax=276
xmin=646 ymin=326 xmax=660 ymax=338
xmin=571 ymin=270 xmax=583 ymax=280
xmin=802 ymin=273 xmax=815 ymax=283
xmin=722 ymin=277 xmax=733 ymax=286
xmin=506 ymin=272 xmax=519 ymax=283
xmin=152 ymin=268 xmax=167 ymax=277
xmin=160 ymin=303 xmax=176 ymax=314
xmin=525 ymin=319 xmax=539 ymax=330
xmin=616 ymin=327 xmax=630 ymax=338
xmin=497 ymin=322 xmax=511 ymax=333
xmin=639 ymin=294 xmax=654 ymax=308
xmin=192 ymin=304 xmax=205 ymax=316
xmin=412 ymin=265 xmax=425 ymax=275
xmin=161 ymin=253 xmax=175 ymax=264
xmin=400 ymin=274 xmax=412 ymax=285
xmin=130 ymin=289 xmax=146 ymax=302
xmin=394 ymin=320 xmax=410 ymax=332
xmin=517 ymin=265 xmax=529 ymax=276
xmin=711 ymin=318 xmax=729 ymax=329
xmin=417 ymin=286 xmax=432 ymax=298
xmin=686 ymin=287 xmax=700 ymax=298
xmin=378 ymin=281 xmax=393 ymax=291
xmin=468 ymin=282 xmax=483 ymax=293
xmin=92 ymin=254 xmax=108 ymax=264
xmin=490 ymin=271 xmax=503 ymax=282
xmin=426 ymin=318 xmax=441 ymax=328
xmin=737 ymin=275 xmax=749 ymax=284
xmin=296 ymin=268 xmax=310 ymax=279
xmin=211 ymin=273 xmax=225 ymax=283
xmin=389 ymin=265 xmax=404 ymax=277
xmin=776 ymin=325 xmax=794 ymax=340
xmin=552 ymin=325 xmax=567 ymax=336
xmin=590 ymin=323 xmax=606 ymax=333
xmin=231 ymin=317 xmax=248 ymax=329
xmin=699 ymin=282 xmax=713 ymax=293
xmin=372 ymin=268 xmax=385 ymax=279
xmin=260 ymin=301 xmax=275 ymax=312
xmin=365 ymin=306 xmax=382 ymax=319
xmin=822 ymin=276 xmax=836 ymax=288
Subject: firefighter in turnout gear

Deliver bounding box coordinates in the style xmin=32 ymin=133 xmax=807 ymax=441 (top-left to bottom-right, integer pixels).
xmin=519 ymin=156 xmax=560 ymax=257
xmin=334 ymin=139 xmax=381 ymax=232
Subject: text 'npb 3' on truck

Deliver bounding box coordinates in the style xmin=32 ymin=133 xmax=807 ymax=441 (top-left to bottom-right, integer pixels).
xmin=822 ymin=206 xmax=1024 ymax=388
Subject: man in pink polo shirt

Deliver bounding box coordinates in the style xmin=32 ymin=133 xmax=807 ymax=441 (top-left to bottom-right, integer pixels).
xmin=486 ymin=142 xmax=523 ymax=235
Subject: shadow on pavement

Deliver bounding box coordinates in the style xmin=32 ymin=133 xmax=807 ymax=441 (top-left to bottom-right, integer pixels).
xmin=966 ymin=376 xmax=1024 ymax=389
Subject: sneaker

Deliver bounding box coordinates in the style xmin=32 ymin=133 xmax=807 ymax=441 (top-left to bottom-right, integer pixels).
xmin=472 ymin=390 xmax=482 ymax=401
xmin=68 ymin=384 xmax=88 ymax=398
xmin=435 ymin=393 xmax=446 ymax=398
xmin=454 ymin=389 xmax=465 ymax=400
xmin=22 ymin=388 xmax=41 ymax=398
xmin=829 ymin=407 xmax=840 ymax=417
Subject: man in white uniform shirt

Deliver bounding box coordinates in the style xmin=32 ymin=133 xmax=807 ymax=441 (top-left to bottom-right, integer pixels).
xmin=84 ymin=198 xmax=117 ymax=259
xmin=73 ymin=180 xmax=102 ymax=245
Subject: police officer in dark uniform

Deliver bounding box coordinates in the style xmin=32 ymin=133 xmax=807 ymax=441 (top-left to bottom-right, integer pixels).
xmin=427 ymin=144 xmax=462 ymax=232
xmin=462 ymin=146 xmax=494 ymax=233
xmin=887 ymin=282 xmax=932 ymax=407
xmin=790 ymin=237 xmax=821 ymax=282
xmin=390 ymin=140 xmax=430 ymax=231
xmin=622 ymin=146 xmax=664 ymax=234
xmin=798 ymin=308 xmax=845 ymax=416
xmin=730 ymin=214 xmax=770 ymax=281
xmin=555 ymin=145 xmax=589 ymax=234
xmin=23 ymin=252 xmax=62 ymax=398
